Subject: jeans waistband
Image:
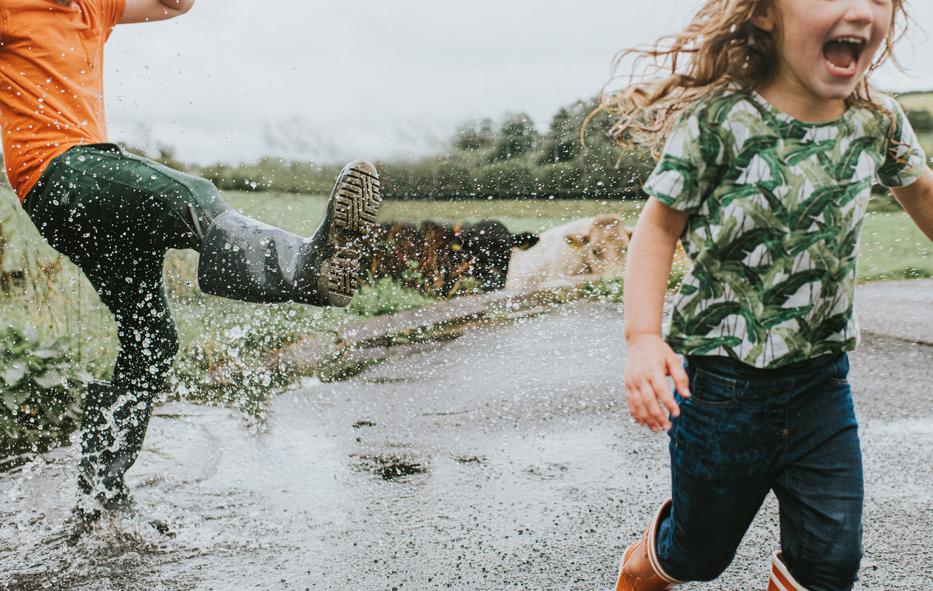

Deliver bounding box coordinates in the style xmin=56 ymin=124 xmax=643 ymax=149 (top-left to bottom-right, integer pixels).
xmin=686 ymin=352 xmax=845 ymax=379
xmin=23 ymin=143 xmax=123 ymax=215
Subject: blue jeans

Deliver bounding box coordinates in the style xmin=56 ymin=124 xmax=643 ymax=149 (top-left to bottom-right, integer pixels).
xmin=656 ymin=353 xmax=863 ymax=591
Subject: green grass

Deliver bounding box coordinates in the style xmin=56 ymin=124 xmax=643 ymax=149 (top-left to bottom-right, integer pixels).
xmin=0 ymin=187 xmax=929 ymax=454
xmin=1 ymin=190 xmax=929 ymax=384
xmin=0 ymin=188 xmax=430 ymax=400
xmin=223 ymin=190 xmax=931 ymax=283
xmin=222 ymin=191 xmax=647 ymax=235
xmin=918 ymin=132 xmax=933 ymax=160
xmin=896 ymin=91 xmax=933 ymax=113
xmin=859 ymin=211 xmax=933 ymax=281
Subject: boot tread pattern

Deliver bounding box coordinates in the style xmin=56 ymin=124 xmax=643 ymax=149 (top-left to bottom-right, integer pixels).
xmin=326 ymin=161 xmax=382 ymax=303
xmin=334 ymin=167 xmax=382 ymax=234
xmin=326 ymin=246 xmax=361 ymax=301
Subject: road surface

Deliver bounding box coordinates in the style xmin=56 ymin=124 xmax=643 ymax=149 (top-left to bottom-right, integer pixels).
xmin=1 ymin=301 xmax=931 ymax=590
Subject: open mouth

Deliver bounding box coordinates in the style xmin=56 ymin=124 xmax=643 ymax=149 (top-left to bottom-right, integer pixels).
xmin=822 ymin=36 xmax=866 ymax=77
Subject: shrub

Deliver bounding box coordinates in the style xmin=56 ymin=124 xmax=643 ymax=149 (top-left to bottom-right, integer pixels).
xmin=350 ymin=278 xmax=436 ymax=317
xmin=453 ymin=118 xmax=496 ymax=152
xmin=0 ymin=327 xmax=90 ymax=457
xmin=476 ymin=160 xmax=541 ymax=198
xmin=905 ymin=109 xmax=933 ymax=133
xmin=490 ymin=113 xmax=540 ymax=162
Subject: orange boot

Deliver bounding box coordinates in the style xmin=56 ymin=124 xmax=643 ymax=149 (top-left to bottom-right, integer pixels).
xmin=768 ymin=551 xmax=807 ymax=590
xmin=615 ymin=500 xmax=682 ymax=591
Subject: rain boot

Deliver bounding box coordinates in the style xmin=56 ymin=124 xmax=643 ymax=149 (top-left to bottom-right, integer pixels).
xmin=77 ymin=380 xmax=154 ymax=511
xmin=197 ymin=159 xmax=381 ymax=307
xmin=615 ymin=500 xmax=682 ymax=591
xmin=768 ymin=551 xmax=808 ymax=591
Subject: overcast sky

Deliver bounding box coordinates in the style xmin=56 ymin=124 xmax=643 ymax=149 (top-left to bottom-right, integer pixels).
xmin=104 ymin=0 xmax=933 ymax=165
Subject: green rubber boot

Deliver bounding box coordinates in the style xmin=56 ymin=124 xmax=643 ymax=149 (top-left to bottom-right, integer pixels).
xmin=77 ymin=381 xmax=154 ymax=511
xmin=196 ymin=160 xmax=381 ymax=307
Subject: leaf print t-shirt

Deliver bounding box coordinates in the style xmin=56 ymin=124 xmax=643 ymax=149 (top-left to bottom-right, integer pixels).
xmin=644 ymin=90 xmax=928 ymax=368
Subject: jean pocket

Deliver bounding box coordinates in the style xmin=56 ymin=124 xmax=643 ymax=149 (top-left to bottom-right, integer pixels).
xmin=689 ymin=365 xmax=748 ymax=406
xmin=826 ymin=353 xmax=850 ymax=386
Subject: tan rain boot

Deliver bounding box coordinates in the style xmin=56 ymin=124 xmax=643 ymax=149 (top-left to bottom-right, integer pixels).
xmin=615 ymin=500 xmax=682 ymax=591
xmin=768 ymin=551 xmax=808 ymax=590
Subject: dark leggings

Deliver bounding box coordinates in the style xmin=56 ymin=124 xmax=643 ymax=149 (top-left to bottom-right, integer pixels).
xmin=24 ymin=143 xmax=229 ymax=395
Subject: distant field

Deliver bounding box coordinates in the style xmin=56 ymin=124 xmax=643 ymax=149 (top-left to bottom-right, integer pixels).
xmin=0 ymin=190 xmax=928 ymax=380
xmin=895 ymin=92 xmax=933 ymax=154
xmin=897 ymin=91 xmax=933 ymax=112
xmin=858 ymin=211 xmax=933 ymax=281
xmin=222 ymin=192 xmax=931 ymax=282
xmin=222 ymin=192 xmax=648 ymax=235
xmin=919 ymin=132 xmax=933 ymax=158
xmin=4 ymin=189 xmax=926 ymax=283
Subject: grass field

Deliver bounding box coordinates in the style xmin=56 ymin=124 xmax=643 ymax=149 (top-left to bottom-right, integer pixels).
xmin=1 ymin=190 xmax=929 ymax=382
xmin=0 ymin=188 xmax=928 ymax=451
xmin=917 ymin=132 xmax=933 ymax=158
xmin=220 ymin=192 xmax=648 ymax=235
xmin=222 ymin=191 xmax=932 ymax=281
xmin=896 ymin=90 xmax=933 ymax=113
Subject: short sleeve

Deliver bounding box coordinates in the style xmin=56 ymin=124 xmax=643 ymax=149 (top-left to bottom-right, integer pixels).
xmin=877 ymin=95 xmax=929 ymax=189
xmin=100 ymin=0 xmax=126 ymax=40
xmin=643 ymin=108 xmax=720 ymax=214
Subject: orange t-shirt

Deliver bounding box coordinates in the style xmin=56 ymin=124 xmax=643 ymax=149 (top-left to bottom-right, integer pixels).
xmin=0 ymin=0 xmax=125 ymax=201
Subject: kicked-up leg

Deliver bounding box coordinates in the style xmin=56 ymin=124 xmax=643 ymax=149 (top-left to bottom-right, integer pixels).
xmin=197 ymin=160 xmax=382 ymax=306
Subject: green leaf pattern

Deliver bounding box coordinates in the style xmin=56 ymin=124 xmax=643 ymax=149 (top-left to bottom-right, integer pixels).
xmin=644 ymin=90 xmax=929 ymax=368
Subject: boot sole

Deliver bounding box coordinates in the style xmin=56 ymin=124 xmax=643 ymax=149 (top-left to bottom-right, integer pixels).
xmin=320 ymin=160 xmax=382 ymax=307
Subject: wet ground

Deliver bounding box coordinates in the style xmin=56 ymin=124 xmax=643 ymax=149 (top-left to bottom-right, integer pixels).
xmin=1 ymin=301 xmax=931 ymax=590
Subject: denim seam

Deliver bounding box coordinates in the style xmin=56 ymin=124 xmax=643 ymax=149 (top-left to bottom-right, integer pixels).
xmin=690 ymin=368 xmax=747 ymax=407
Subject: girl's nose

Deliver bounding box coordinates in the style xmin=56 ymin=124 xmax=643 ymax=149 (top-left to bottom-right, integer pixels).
xmin=843 ymin=0 xmax=874 ymax=25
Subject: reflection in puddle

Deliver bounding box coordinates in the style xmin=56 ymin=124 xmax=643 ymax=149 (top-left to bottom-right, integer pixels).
xmin=351 ymin=453 xmax=428 ymax=481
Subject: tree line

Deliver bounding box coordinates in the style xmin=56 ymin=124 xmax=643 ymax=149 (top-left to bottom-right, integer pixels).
xmin=164 ymin=97 xmax=933 ymax=201
xmin=186 ymin=97 xmax=657 ymax=200
xmin=3 ymin=95 xmax=929 ymax=200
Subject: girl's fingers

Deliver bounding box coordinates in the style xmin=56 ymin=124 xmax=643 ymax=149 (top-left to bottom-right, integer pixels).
xmin=639 ymin=380 xmax=664 ymax=431
xmin=668 ymin=356 xmax=691 ymax=398
xmin=624 ymin=380 xmax=641 ymax=421
xmin=653 ymin=374 xmax=680 ymax=421
xmin=647 ymin=373 xmax=673 ymax=429
xmin=627 ymin=381 xmax=650 ymax=425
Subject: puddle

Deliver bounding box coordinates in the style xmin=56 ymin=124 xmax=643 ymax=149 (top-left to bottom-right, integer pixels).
xmin=360 ymin=375 xmax=420 ymax=385
xmin=524 ymin=462 xmax=569 ymax=481
xmin=351 ymin=453 xmax=428 ymax=481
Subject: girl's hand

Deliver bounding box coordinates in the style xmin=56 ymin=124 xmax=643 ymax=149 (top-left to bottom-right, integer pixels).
xmin=623 ymin=334 xmax=691 ymax=432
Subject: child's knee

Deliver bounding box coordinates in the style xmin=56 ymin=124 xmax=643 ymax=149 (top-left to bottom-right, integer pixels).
xmin=790 ymin=536 xmax=862 ymax=590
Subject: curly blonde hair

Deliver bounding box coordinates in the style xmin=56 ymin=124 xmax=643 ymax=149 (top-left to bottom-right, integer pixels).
xmin=594 ymin=0 xmax=910 ymax=152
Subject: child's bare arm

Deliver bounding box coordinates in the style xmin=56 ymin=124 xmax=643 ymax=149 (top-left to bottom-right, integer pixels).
xmin=120 ymin=0 xmax=195 ymax=24
xmin=892 ymin=168 xmax=933 ymax=242
xmin=623 ymin=198 xmax=691 ymax=432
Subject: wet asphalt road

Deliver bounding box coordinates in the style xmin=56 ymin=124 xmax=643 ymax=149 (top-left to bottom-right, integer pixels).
xmin=1 ymin=301 xmax=931 ymax=590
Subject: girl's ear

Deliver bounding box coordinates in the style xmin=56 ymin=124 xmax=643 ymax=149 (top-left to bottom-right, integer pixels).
xmin=751 ymin=5 xmax=778 ymax=33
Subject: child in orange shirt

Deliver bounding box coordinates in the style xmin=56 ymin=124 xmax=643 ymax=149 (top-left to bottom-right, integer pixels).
xmin=1 ymin=0 xmax=381 ymax=522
